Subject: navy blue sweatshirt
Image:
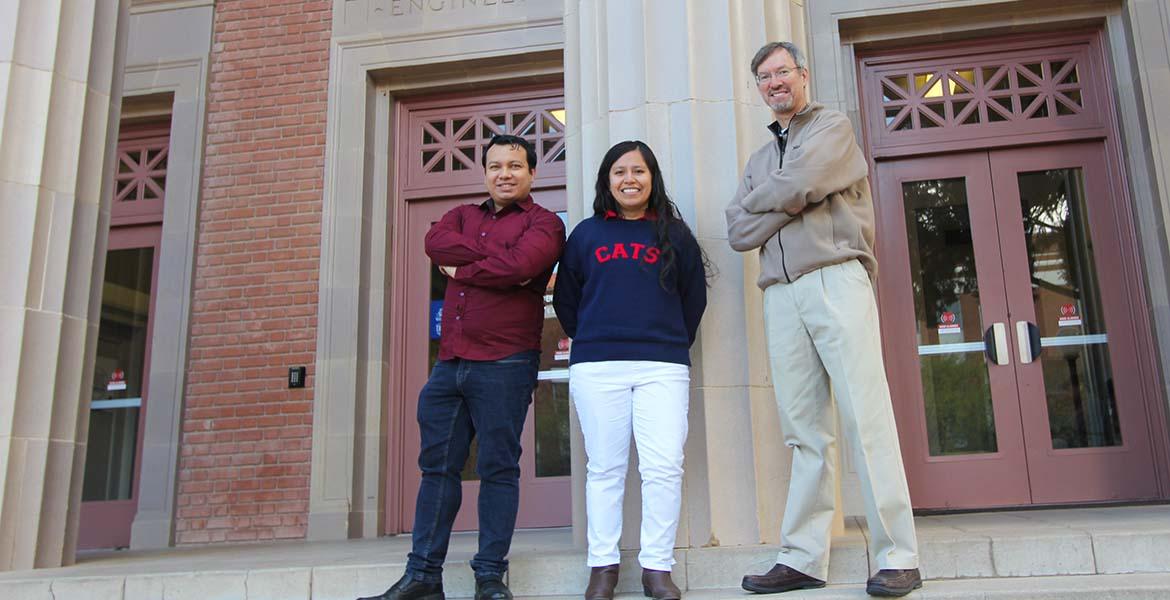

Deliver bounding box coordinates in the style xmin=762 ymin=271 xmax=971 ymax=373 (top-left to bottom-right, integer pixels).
xmin=553 ymin=213 xmax=707 ymax=366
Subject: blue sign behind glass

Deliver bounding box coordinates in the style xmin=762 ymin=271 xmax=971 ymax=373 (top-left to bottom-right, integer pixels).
xmin=430 ymin=300 xmax=443 ymax=340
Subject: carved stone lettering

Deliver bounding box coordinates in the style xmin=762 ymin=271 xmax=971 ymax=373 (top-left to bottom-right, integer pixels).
xmin=388 ymin=0 xmax=518 ymax=16
xmin=341 ymin=0 xmax=557 ymax=39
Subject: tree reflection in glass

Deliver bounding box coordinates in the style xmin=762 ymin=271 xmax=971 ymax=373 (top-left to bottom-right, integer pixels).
xmin=1017 ymin=169 xmax=1120 ymax=449
xmin=903 ymin=179 xmax=997 ymax=455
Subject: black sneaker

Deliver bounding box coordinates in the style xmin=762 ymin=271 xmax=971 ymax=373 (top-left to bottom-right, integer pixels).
xmin=357 ymin=573 xmax=445 ymax=600
xmin=475 ymin=577 xmax=513 ymax=600
xmin=866 ymin=568 xmax=922 ymax=597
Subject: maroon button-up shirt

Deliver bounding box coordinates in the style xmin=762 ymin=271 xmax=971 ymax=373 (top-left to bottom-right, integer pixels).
xmin=424 ymin=196 xmax=566 ymax=361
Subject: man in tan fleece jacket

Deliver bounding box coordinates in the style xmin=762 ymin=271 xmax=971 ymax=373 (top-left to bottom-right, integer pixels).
xmin=726 ymin=42 xmax=921 ymax=598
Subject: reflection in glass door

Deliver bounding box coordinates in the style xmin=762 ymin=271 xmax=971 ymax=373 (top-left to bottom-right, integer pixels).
xmin=877 ymin=153 xmax=1031 ymax=509
xmin=1016 ymin=168 xmax=1119 ymax=449
xmin=877 ymin=144 xmax=1158 ymax=509
xmin=991 ymin=144 xmax=1157 ymax=504
xmin=903 ymin=178 xmax=997 ymax=457
xmin=78 ymin=226 xmax=160 ymax=549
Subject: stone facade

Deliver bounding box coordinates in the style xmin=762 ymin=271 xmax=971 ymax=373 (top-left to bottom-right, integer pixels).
xmin=0 ymin=0 xmax=130 ymax=569
xmin=0 ymin=0 xmax=1168 ymax=570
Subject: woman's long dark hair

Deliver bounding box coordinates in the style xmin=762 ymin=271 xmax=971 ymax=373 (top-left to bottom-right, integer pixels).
xmin=593 ymin=140 xmax=710 ymax=291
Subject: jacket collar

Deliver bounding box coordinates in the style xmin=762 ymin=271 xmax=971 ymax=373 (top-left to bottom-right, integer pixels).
xmin=767 ymin=101 xmax=823 ymax=137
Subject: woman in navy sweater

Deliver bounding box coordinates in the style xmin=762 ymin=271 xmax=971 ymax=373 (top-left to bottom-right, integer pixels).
xmin=553 ymin=141 xmax=708 ymax=600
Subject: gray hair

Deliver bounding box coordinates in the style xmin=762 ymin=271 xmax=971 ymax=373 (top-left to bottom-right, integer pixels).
xmin=750 ymin=41 xmax=807 ymax=76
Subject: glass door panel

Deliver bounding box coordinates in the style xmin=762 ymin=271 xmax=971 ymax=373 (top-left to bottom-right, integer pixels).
xmin=1015 ymin=168 xmax=1120 ymax=449
xmin=532 ymin=381 xmax=571 ymax=477
xmin=514 ymin=200 xmax=571 ymax=525
xmin=78 ymin=225 xmax=160 ymax=550
xmin=533 ymin=212 xmax=572 ymax=479
xmin=879 ymin=144 xmax=1159 ymax=509
xmin=990 ymin=144 xmax=1158 ymax=504
xmin=902 ymin=178 xmax=997 ymax=456
xmin=84 ymin=247 xmax=154 ymax=501
xmin=875 ymin=153 xmax=1031 ymax=509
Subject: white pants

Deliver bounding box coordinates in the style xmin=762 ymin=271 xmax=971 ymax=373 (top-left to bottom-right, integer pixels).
xmin=763 ymin=260 xmax=919 ymax=580
xmin=569 ymin=360 xmax=690 ymax=571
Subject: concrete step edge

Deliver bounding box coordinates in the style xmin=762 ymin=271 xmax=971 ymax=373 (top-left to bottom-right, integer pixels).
xmin=514 ymin=572 xmax=1170 ymax=600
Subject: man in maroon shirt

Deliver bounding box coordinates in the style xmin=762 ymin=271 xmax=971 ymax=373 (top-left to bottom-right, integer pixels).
xmin=360 ymin=135 xmax=564 ymax=600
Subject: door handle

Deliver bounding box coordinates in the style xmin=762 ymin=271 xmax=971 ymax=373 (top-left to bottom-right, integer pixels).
xmin=983 ymin=323 xmax=1009 ymax=365
xmin=1016 ymin=321 xmax=1042 ymax=364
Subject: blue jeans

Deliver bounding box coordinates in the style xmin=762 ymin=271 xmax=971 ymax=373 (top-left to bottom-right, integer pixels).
xmin=405 ymin=350 xmax=540 ymax=583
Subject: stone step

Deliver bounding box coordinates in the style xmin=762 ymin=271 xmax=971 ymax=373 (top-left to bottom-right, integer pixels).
xmin=10 ymin=571 xmax=1170 ymax=600
xmin=502 ymin=508 xmax=1170 ymax=596
xmin=2 ymin=506 xmax=1169 ymax=599
xmin=516 ymin=573 xmax=1170 ymax=599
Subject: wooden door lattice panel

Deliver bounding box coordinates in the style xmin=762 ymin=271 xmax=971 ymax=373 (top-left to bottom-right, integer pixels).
xmin=860 ymin=36 xmax=1109 ymax=157
xmin=403 ymin=95 xmax=566 ymax=198
xmin=880 ymin=58 xmax=1084 ymax=132
xmin=116 ymin=140 xmax=169 ymax=203
xmin=112 ymin=122 xmax=169 ymax=225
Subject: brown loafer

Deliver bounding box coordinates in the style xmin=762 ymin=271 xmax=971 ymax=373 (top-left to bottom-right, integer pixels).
xmin=584 ymin=564 xmax=619 ymax=600
xmin=641 ymin=568 xmax=680 ymax=600
xmin=866 ymin=568 xmax=922 ymax=597
xmin=741 ymin=563 xmax=825 ymax=594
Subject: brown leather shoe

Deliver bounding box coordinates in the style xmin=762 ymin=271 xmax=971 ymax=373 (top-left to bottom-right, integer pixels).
xmin=866 ymin=568 xmax=921 ymax=597
xmin=641 ymin=568 xmax=681 ymax=600
xmin=741 ymin=563 xmax=825 ymax=594
xmin=584 ymin=564 xmax=619 ymax=600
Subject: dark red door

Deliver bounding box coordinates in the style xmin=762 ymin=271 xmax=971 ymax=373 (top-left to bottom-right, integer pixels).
xmin=876 ymin=143 xmax=1159 ymax=509
xmin=386 ymin=88 xmax=572 ymax=534
xmin=78 ymin=224 xmax=161 ymax=549
xmin=396 ymin=190 xmax=571 ymax=532
xmin=79 ymin=120 xmax=169 ymax=549
xmin=989 ymin=143 xmax=1156 ymax=504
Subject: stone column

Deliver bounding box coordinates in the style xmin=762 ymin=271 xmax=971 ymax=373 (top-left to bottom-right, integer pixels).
xmin=563 ymin=0 xmax=806 ymax=551
xmin=1118 ymin=0 xmax=1170 ymax=451
xmin=0 ymin=0 xmax=130 ymax=570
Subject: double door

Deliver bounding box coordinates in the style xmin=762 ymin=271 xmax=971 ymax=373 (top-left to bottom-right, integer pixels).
xmin=876 ymin=142 xmax=1158 ymax=508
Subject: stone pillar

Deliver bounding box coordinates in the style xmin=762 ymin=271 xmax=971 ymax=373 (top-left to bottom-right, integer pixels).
xmin=1115 ymin=0 xmax=1170 ymax=479
xmin=563 ymin=0 xmax=806 ymax=550
xmin=0 ymin=0 xmax=130 ymax=570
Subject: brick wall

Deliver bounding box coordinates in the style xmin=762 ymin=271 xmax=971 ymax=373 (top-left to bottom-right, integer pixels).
xmin=176 ymin=0 xmax=330 ymax=544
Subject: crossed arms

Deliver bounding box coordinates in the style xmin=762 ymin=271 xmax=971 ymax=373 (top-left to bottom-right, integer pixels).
xmin=424 ymin=207 xmax=565 ymax=289
xmin=725 ymin=110 xmax=868 ymax=251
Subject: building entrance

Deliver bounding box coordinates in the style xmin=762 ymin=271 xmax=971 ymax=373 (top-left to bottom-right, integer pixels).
xmin=387 ymin=89 xmax=573 ymax=533
xmin=875 ymin=143 xmax=1159 ymax=508
xmin=859 ymin=31 xmax=1166 ymax=509
xmin=78 ymin=121 xmax=169 ymax=548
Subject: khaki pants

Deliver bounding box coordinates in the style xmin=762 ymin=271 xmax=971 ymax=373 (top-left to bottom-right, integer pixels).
xmin=763 ymin=260 xmax=918 ymax=580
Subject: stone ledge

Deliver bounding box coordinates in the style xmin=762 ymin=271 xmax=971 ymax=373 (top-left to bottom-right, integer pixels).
xmin=625 ymin=572 xmax=1170 ymax=600
xmin=1 ymin=506 xmax=1167 ymax=599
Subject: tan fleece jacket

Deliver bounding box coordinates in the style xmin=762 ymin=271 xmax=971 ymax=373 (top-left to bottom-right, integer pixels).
xmin=725 ymin=102 xmax=877 ymax=290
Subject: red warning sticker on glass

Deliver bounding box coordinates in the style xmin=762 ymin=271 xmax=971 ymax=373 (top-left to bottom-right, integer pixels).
xmin=107 ymin=368 xmax=127 ymax=391
xmin=1058 ymin=303 xmax=1082 ymax=327
xmin=937 ymin=311 xmax=961 ymax=335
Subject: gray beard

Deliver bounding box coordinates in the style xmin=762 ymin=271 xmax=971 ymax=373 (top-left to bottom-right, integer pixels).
xmin=767 ymin=97 xmax=795 ymax=114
